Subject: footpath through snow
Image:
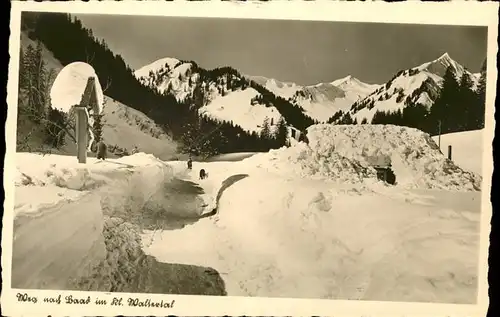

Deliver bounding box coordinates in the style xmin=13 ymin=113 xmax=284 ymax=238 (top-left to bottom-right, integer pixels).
xmin=142 ymin=124 xmax=483 ymax=304
xmin=142 ymin=157 xmax=481 ymax=303
xmin=12 ymin=152 xmax=225 ymax=294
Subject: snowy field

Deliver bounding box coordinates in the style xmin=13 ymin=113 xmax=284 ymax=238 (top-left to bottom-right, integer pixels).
xmin=432 ymin=129 xmax=484 ymax=176
xmin=142 ymin=125 xmax=483 ymax=303
xmin=142 ymin=155 xmax=481 ymax=304
xmin=10 ymin=124 xmax=484 ymax=303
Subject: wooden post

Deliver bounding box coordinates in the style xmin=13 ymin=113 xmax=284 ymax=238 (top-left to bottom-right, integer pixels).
xmin=75 ymin=106 xmax=89 ymax=164
xmin=448 ymin=145 xmax=452 ymax=160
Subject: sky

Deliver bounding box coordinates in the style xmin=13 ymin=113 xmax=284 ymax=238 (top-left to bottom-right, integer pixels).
xmin=76 ymin=14 xmax=488 ymax=86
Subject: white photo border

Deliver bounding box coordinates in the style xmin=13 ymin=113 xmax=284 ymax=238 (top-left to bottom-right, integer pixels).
xmin=2 ymin=1 xmax=498 ymax=316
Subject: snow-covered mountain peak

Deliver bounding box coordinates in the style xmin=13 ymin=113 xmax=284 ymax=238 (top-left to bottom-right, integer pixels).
xmin=437 ymin=52 xmax=451 ymax=62
xmin=330 ymin=75 xmax=354 ymax=86
xmin=331 ymin=75 xmax=381 ymax=93
xmin=134 ymin=57 xmax=200 ymax=101
xmin=245 ymin=75 xmax=301 ymax=99
xmin=134 ymin=57 xmax=182 ymax=79
xmin=341 ymin=52 xmax=480 ymax=124
xmin=417 ymin=52 xmax=465 ymax=79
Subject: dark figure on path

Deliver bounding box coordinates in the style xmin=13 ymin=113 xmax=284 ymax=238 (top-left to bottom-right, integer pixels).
xmin=97 ymin=141 xmax=107 ymax=160
xmin=187 ymin=157 xmax=193 ymax=170
xmin=199 ymin=169 xmax=207 ymax=180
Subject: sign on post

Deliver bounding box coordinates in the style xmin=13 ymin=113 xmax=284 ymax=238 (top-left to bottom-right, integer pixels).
xmin=49 ymin=62 xmax=105 ymax=164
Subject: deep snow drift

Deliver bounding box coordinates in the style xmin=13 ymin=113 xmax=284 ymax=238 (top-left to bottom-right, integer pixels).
xmin=143 ymin=142 xmax=482 ymax=303
xmin=245 ymin=124 xmax=481 ymax=191
xmin=12 ymin=152 xmax=176 ymax=290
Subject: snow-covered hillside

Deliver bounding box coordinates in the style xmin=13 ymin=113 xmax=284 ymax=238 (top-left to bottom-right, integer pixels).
xmin=19 ymin=32 xmax=177 ymax=159
xmin=432 ymin=129 xmax=484 ymax=176
xmin=198 ymin=88 xmax=283 ymax=133
xmin=135 ymin=58 xmax=289 ymax=134
xmin=346 ymin=53 xmax=480 ymax=123
xmin=101 ymin=96 xmax=178 ymax=160
xmin=248 ymin=74 xmax=381 ymax=122
xmin=135 ymin=57 xmax=199 ymax=102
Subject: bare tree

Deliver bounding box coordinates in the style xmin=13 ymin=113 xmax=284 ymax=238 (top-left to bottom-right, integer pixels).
xmin=85 ymin=46 xmax=95 ymax=65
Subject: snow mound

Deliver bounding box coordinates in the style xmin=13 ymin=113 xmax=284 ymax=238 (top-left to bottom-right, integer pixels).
xmin=50 ymin=62 xmax=104 ymax=114
xmin=306 ymin=124 xmax=481 ymax=191
xmin=245 ymin=141 xmax=377 ymax=185
xmin=244 ymin=124 xmax=481 ymax=191
xmin=14 ymin=152 xmax=174 ymax=217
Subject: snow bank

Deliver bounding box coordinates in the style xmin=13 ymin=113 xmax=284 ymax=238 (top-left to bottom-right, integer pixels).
xmin=12 ymin=152 xmax=174 ymax=290
xmin=74 ymin=216 xmax=146 ymax=292
xmin=307 ymin=124 xmax=481 ymax=191
xmin=246 ymin=141 xmax=377 ymax=186
xmin=143 ymin=170 xmax=481 ymax=303
xmin=246 ymin=124 xmax=480 ymax=191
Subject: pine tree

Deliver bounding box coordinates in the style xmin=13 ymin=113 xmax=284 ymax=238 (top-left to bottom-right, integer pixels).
xmin=44 ymin=108 xmax=68 ymax=148
xmin=33 ymin=41 xmax=48 ymax=117
xmin=261 ymin=116 xmax=271 ymax=140
xmin=23 ymin=44 xmax=36 ymax=115
xmin=477 ymin=59 xmax=487 ymax=98
xmin=429 ymin=66 xmax=460 ymax=134
xmin=474 ymin=59 xmax=487 ymax=129
xmin=92 ymin=112 xmax=104 ymax=144
xmin=274 ymin=117 xmax=288 ymax=148
xmin=458 ymin=72 xmax=474 ymax=130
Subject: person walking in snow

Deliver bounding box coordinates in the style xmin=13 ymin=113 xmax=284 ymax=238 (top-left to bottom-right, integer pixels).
xmin=96 ymin=141 xmax=107 ymax=160
xmin=187 ymin=157 xmax=193 ymax=170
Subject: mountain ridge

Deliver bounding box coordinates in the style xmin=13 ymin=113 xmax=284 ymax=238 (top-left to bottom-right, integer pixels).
xmin=334 ymin=52 xmax=481 ymax=124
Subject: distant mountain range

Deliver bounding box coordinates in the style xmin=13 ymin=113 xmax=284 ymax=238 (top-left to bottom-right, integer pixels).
xmin=135 ymin=52 xmax=480 ymax=133
xmin=247 ymin=74 xmax=381 ymax=122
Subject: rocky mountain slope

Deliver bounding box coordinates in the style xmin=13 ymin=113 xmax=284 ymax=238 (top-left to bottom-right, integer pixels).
xmin=135 ymin=57 xmax=383 ymax=128
xmin=340 ymin=53 xmax=480 ymax=123
xmin=135 ymin=58 xmax=314 ymax=133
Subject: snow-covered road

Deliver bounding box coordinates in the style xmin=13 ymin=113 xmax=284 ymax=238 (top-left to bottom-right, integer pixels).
xmin=142 ymin=160 xmax=481 ymax=304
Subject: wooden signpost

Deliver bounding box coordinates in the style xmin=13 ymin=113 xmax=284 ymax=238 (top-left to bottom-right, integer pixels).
xmin=74 ymin=76 xmax=98 ymax=164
